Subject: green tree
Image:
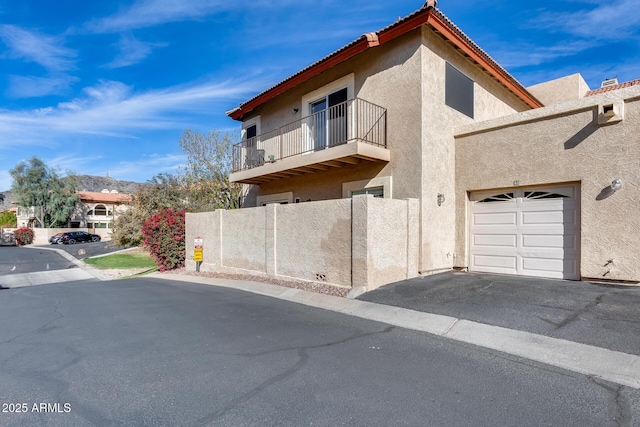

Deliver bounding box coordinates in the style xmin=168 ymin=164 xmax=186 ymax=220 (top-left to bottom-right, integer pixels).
xmin=9 ymin=157 xmax=79 ymax=228
xmin=178 ymin=129 xmax=244 ymax=211
xmin=111 ymin=174 xmax=186 ymax=246
xmin=112 ymin=129 xmax=242 ymax=247
xmin=0 ymin=210 xmax=17 ymax=228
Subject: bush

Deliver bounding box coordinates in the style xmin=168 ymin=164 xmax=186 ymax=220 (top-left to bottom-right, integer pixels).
xmin=142 ymin=209 xmax=185 ymax=271
xmin=14 ymin=227 xmax=34 ymax=245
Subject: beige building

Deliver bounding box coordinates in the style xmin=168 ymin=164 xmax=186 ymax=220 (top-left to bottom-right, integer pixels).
xmin=70 ymin=190 xmax=132 ymax=231
xmin=16 ymin=189 xmax=132 ymax=242
xmin=187 ymin=3 xmax=640 ymax=290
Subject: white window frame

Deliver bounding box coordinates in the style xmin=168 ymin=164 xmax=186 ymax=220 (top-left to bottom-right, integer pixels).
xmin=257 ymin=192 xmax=293 ymax=206
xmin=241 ymin=115 xmax=261 ymax=141
xmin=342 ymin=176 xmax=392 ymax=199
xmin=301 ymin=74 xmax=355 ymax=153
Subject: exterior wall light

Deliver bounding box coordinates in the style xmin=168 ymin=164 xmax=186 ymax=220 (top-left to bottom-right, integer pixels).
xmin=292 ymin=108 xmax=299 ymax=114
xmin=611 ymin=179 xmax=622 ymax=192
xmin=437 ymin=192 xmax=445 ymax=206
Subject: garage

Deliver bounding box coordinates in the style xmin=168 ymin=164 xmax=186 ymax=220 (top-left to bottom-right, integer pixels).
xmin=469 ymin=184 xmax=580 ymax=280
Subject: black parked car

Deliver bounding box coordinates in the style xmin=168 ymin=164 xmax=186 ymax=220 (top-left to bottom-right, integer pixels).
xmin=49 ymin=232 xmax=65 ymax=244
xmin=59 ymin=231 xmax=101 ymax=244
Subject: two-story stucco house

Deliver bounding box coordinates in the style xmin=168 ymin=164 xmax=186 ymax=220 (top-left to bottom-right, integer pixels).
xmin=187 ymin=1 xmax=640 ymax=291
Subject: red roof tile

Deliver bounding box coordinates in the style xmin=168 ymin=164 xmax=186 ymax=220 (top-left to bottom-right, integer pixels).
xmin=586 ymin=78 xmax=640 ymax=96
xmin=77 ymin=191 xmax=132 ymax=203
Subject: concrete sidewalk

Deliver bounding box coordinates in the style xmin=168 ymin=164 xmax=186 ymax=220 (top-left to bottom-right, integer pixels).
xmin=147 ymin=271 xmax=640 ymax=390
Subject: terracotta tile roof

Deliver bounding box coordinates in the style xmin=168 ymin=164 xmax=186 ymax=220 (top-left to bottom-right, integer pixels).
xmin=227 ymin=4 xmax=541 ymax=120
xmin=77 ymin=191 xmax=132 ymax=203
xmin=586 ymin=78 xmax=640 ymax=96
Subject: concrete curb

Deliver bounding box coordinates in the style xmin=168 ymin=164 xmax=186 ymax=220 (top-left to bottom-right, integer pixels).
xmin=148 ymin=272 xmax=640 ymax=389
xmin=24 ymin=246 xmax=109 ymax=281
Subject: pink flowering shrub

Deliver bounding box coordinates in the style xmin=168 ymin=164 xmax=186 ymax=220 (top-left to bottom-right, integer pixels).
xmin=142 ymin=209 xmax=186 ymax=271
xmin=14 ymin=227 xmax=34 ymax=245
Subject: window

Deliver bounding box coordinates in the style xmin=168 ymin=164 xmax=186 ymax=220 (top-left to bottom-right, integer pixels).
xmin=524 ymin=191 xmax=568 ymax=200
xmin=351 ymin=187 xmax=384 ymax=198
xmin=242 ymin=116 xmax=260 ymax=149
xmin=445 ymin=63 xmax=474 ymax=118
xmin=94 ymin=205 xmax=107 ymax=216
xmin=245 ymin=124 xmax=257 ymax=148
xmin=309 ymin=87 xmax=348 ymax=151
xmin=476 ymin=193 xmax=514 ymax=203
xmin=302 ymin=74 xmax=354 ymax=153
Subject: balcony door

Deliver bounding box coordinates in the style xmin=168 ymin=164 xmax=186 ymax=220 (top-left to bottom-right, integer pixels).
xmin=309 ymin=87 xmax=347 ymax=151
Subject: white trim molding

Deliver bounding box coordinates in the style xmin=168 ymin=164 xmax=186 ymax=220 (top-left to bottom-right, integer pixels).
xmin=342 ymin=176 xmax=393 ymax=199
xmin=257 ymin=192 xmax=294 ymax=205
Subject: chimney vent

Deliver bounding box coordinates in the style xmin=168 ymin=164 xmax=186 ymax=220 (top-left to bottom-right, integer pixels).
xmin=601 ymin=77 xmax=619 ymax=88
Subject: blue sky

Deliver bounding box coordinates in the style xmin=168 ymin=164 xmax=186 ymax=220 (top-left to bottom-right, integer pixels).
xmin=1 ymin=0 xmax=638 ymax=191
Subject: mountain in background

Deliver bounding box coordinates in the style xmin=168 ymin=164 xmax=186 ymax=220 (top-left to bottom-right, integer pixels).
xmin=0 ymin=175 xmax=144 ymax=210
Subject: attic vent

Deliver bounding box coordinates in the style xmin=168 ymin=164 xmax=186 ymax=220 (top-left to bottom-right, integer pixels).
xmin=601 ymin=77 xmax=619 ymax=88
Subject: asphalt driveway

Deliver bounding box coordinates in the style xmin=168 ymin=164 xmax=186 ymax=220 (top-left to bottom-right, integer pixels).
xmin=358 ymin=271 xmax=640 ymax=356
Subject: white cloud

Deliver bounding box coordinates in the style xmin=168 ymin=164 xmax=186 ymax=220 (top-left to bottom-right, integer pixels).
xmin=106 ymin=33 xmax=167 ymax=68
xmin=7 ymin=74 xmax=79 ymax=98
xmin=0 ymin=24 xmax=76 ymax=71
xmin=86 ymin=0 xmax=234 ymax=33
xmin=0 ymin=77 xmax=265 ymax=146
xmin=106 ymin=153 xmax=187 ymax=181
xmin=536 ymin=0 xmax=640 ymax=40
xmin=85 ymin=0 xmax=300 ymax=33
xmin=491 ymin=39 xmax=598 ymax=68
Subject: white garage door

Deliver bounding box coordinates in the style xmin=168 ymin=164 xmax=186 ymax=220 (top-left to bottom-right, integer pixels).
xmin=470 ymin=185 xmax=580 ymax=280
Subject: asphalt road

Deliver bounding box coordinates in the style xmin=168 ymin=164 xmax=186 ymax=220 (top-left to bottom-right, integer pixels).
xmin=1 ymin=277 xmax=638 ymax=426
xmin=0 ymin=246 xmax=75 ymax=276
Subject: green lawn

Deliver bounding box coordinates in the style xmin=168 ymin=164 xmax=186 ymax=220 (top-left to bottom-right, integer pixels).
xmin=85 ymin=253 xmax=157 ymax=270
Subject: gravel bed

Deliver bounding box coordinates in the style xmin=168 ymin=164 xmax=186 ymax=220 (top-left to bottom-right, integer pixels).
xmin=161 ymin=268 xmax=350 ymax=298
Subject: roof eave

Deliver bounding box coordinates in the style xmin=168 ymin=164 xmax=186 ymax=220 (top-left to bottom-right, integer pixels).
xmin=228 ymin=6 xmax=541 ymax=121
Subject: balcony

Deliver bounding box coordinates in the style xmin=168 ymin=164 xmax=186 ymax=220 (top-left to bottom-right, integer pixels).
xmin=230 ymin=98 xmax=389 ymax=184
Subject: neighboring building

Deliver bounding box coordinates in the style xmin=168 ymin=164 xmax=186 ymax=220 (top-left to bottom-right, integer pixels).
xmin=70 ymin=190 xmax=132 ymax=230
xmin=188 ymin=2 xmax=640 ymax=289
xmin=16 ymin=189 xmax=132 ymax=231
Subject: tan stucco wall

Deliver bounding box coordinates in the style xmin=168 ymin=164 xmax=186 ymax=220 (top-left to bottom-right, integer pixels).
xmin=240 ymin=25 xmax=534 ymax=278
xmin=186 ymin=197 xmax=420 ymax=290
xmin=243 ymin=29 xmax=425 ymax=208
xmin=527 ymin=73 xmax=590 ymax=106
xmin=275 ymin=199 xmax=352 ymax=284
xmin=455 ymin=87 xmax=640 ymax=281
xmin=418 ymin=27 xmax=531 ymax=274
xmin=222 ymin=207 xmax=267 ymax=273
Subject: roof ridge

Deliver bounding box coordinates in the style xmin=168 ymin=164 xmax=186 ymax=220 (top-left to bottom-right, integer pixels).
xmin=586 ymin=78 xmax=640 ymax=96
xmin=228 ymin=5 xmax=540 ymax=120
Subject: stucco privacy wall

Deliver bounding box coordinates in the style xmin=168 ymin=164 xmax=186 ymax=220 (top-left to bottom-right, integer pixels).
xmin=274 ymin=199 xmax=351 ymax=285
xmin=455 ymin=87 xmax=640 ymax=281
xmin=185 ymin=196 xmax=420 ymax=290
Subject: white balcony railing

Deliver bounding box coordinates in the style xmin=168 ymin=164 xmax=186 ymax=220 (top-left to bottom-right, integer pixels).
xmin=232 ymin=98 xmax=386 ymax=172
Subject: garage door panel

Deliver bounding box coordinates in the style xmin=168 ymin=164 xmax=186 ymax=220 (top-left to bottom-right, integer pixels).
xmin=470 ymin=184 xmax=580 ymax=280
xmin=472 ymin=254 xmax=517 ymax=271
xmin=521 ymin=209 xmax=576 ymax=225
xmin=473 ymin=212 xmax=517 ymax=225
xmin=473 ymin=234 xmax=517 ymax=248
xmin=522 ymin=257 xmax=578 ymax=277
xmin=521 ymin=234 xmax=578 ymax=250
